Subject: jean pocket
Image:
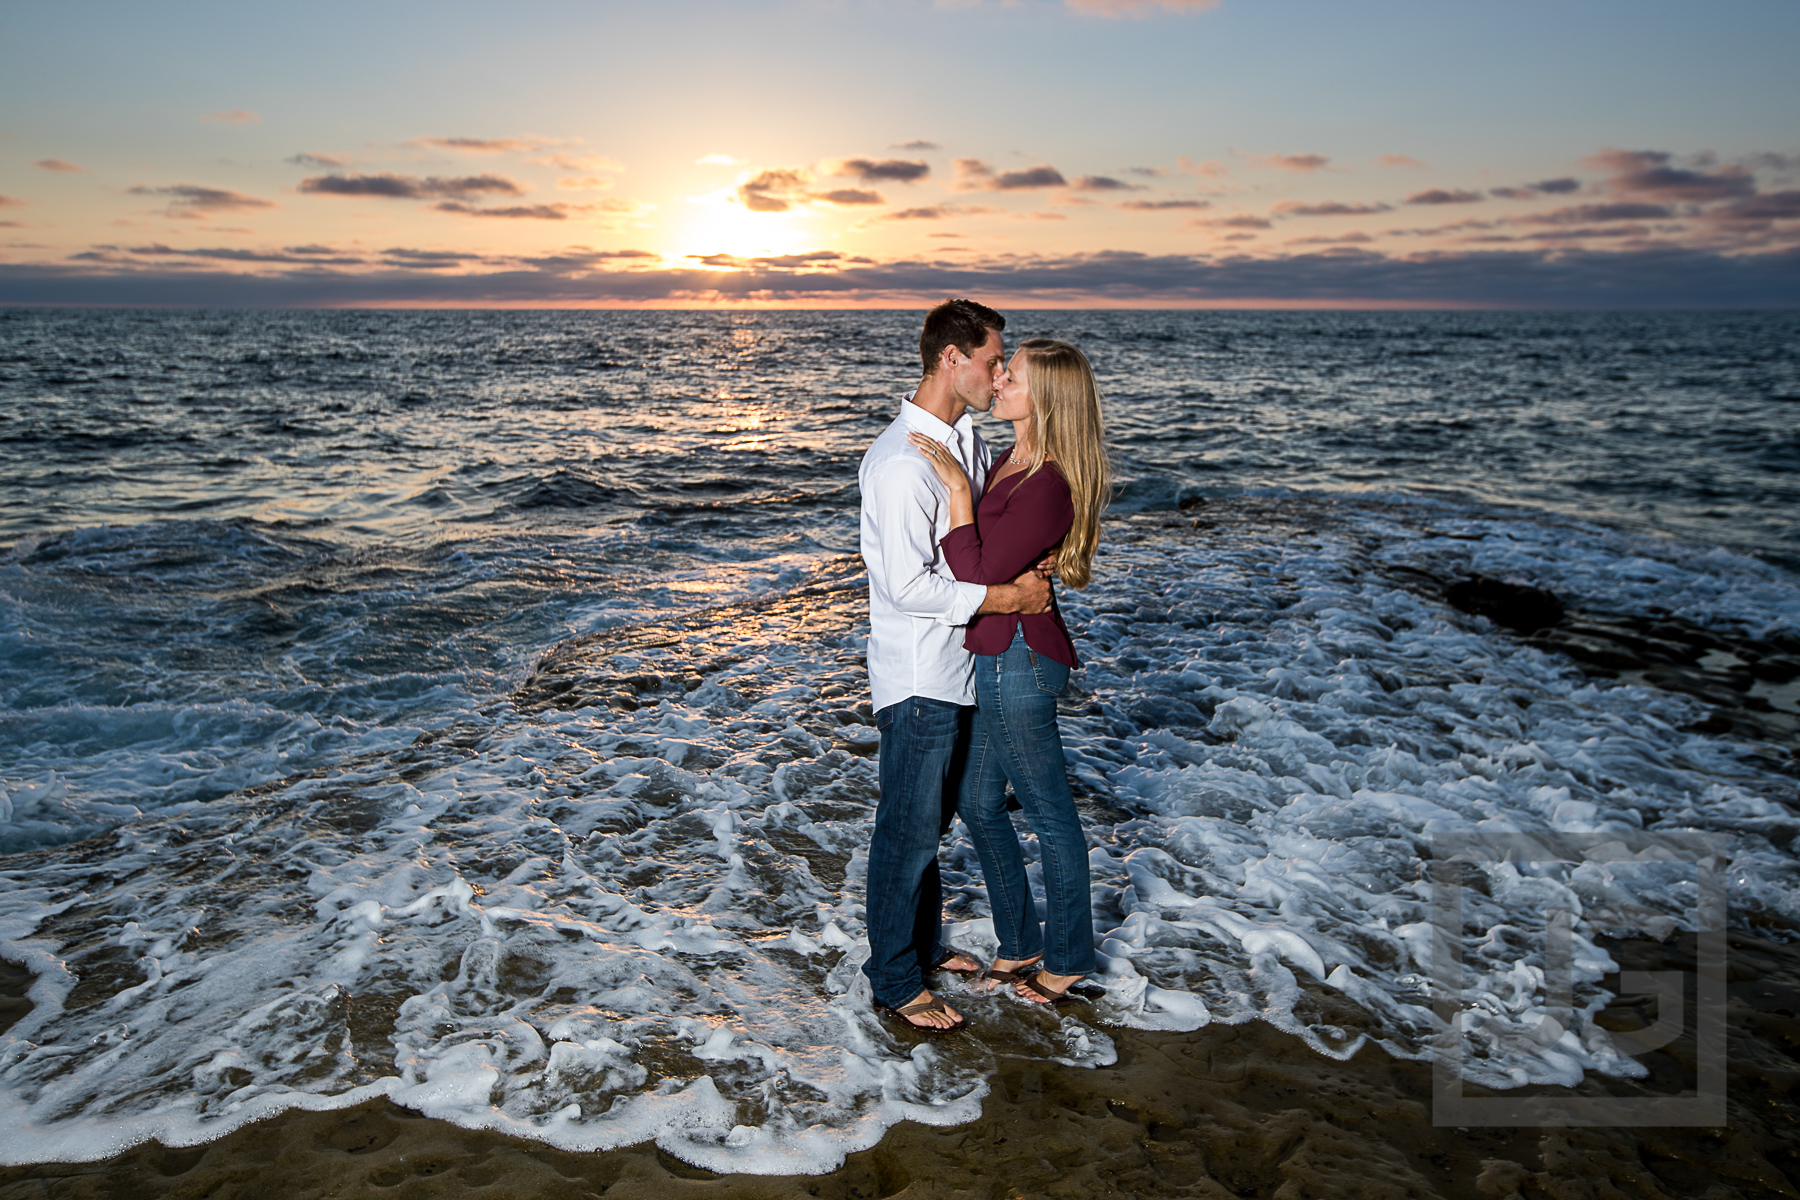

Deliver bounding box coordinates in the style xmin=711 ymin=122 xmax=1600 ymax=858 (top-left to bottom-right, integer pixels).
xmin=1032 ymin=654 xmax=1069 ymax=696
xmin=875 ymin=703 xmax=897 ymax=732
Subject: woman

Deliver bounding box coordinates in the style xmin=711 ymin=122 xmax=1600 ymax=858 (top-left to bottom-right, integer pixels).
xmin=908 ymin=338 xmax=1110 ymax=1006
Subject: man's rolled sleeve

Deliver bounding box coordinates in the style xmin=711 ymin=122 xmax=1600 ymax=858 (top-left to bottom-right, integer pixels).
xmin=864 ymin=464 xmax=986 ymax=629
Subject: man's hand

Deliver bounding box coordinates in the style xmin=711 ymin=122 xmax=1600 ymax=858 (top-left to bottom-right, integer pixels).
xmin=978 ymin=566 xmax=1052 ymax=615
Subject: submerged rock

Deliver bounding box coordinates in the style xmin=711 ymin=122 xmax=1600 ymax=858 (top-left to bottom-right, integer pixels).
xmin=1444 ymin=575 xmax=1566 ymax=632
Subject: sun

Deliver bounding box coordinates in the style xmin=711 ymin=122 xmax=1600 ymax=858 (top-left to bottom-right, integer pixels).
xmin=659 ymin=192 xmax=814 ymax=263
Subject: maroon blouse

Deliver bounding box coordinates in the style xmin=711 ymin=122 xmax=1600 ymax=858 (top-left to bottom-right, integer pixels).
xmin=940 ymin=457 xmax=1079 ymax=668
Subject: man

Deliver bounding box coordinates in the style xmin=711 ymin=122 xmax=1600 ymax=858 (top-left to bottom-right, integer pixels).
xmin=858 ymin=298 xmax=1052 ymax=1032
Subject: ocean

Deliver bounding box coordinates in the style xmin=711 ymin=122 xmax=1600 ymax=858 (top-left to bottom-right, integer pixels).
xmin=0 ymin=308 xmax=1796 ymax=1173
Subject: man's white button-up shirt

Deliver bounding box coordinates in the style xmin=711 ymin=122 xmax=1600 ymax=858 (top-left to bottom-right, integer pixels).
xmin=859 ymin=393 xmax=992 ymax=712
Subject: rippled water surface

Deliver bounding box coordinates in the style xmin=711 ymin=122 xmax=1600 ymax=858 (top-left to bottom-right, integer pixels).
xmin=0 ymin=309 xmax=1796 ymax=1172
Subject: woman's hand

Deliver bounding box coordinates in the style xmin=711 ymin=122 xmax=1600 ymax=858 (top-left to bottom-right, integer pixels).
xmin=908 ymin=433 xmax=971 ymax=493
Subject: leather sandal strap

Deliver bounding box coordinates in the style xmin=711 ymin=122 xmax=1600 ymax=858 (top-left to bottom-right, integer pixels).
xmin=896 ymin=997 xmax=947 ymax=1017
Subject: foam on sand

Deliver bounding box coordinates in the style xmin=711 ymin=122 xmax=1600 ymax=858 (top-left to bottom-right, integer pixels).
xmin=1 ymin=496 xmax=1795 ymax=1174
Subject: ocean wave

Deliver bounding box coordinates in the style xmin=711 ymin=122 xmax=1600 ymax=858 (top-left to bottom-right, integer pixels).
xmin=1 ymin=497 xmax=1793 ymax=1173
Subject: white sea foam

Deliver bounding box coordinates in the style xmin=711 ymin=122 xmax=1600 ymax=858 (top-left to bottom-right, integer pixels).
xmin=0 ymin=498 xmax=1795 ymax=1173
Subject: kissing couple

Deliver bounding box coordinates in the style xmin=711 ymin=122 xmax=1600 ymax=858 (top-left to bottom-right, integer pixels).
xmin=857 ymin=298 xmax=1111 ymax=1033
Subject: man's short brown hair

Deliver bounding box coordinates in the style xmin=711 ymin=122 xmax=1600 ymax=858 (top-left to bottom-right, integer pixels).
xmin=919 ymin=297 xmax=1005 ymax=376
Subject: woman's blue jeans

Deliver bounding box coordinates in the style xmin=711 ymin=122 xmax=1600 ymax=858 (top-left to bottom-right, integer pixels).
xmin=959 ymin=630 xmax=1096 ymax=978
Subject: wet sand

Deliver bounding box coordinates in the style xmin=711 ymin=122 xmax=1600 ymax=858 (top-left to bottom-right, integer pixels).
xmin=2 ymin=927 xmax=1797 ymax=1199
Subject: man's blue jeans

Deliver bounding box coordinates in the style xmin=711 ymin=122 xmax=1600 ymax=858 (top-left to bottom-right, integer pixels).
xmin=958 ymin=629 xmax=1096 ymax=978
xmin=862 ymin=696 xmax=969 ymax=1011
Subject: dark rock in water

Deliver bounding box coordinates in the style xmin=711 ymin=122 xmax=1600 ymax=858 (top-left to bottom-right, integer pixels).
xmin=1444 ymin=575 xmax=1565 ymax=632
xmin=1178 ymin=495 xmax=1208 ymax=512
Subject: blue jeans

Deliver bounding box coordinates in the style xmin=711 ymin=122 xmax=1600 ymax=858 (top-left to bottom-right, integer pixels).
xmin=862 ymin=696 xmax=970 ymax=1010
xmin=958 ymin=630 xmax=1096 ymax=978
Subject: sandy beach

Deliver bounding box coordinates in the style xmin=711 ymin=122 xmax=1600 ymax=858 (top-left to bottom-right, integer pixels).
xmin=2 ymin=924 xmax=1796 ymax=1199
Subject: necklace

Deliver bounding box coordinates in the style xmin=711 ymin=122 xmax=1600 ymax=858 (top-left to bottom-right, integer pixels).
xmin=1009 ymin=447 xmax=1030 ymax=466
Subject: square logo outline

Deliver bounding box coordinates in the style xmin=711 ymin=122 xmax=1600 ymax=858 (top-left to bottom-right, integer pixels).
xmin=1428 ymin=830 xmax=1727 ymax=1127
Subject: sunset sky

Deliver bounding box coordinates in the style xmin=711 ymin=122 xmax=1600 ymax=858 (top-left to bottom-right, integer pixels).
xmin=2 ymin=0 xmax=1797 ymax=307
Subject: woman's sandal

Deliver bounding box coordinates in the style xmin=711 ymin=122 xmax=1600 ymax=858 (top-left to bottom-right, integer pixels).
xmin=975 ymin=955 xmax=1044 ymax=987
xmin=1015 ymin=970 xmax=1099 ymax=1008
xmin=879 ymin=995 xmax=967 ymax=1035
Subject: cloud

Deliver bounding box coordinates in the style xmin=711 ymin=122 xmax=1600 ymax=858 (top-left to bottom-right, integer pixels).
xmin=10 ymin=243 xmax=1799 ymax=308
xmin=995 ymin=165 xmax=1068 ymax=189
xmin=1239 ymin=150 xmax=1330 ymax=172
xmin=1066 ymin=0 xmax=1220 ymax=15
xmin=381 ymin=248 xmax=489 ymax=265
xmin=816 ymin=188 xmax=884 ymax=206
xmin=127 ymin=184 xmax=277 ymax=217
xmin=883 ymin=204 xmax=999 ymax=221
xmin=687 ymin=251 xmax=851 ymax=270
xmin=952 ymin=159 xmax=1069 ymax=190
xmin=1196 ymin=214 xmax=1273 ymax=229
xmin=894 ymin=140 xmax=939 ymax=152
xmin=738 ymin=168 xmax=811 ymax=212
xmin=953 ymin=158 xmax=994 ymax=187
xmin=513 ymin=248 xmax=659 ymax=271
xmin=0 ymin=195 xmax=22 ymax=209
xmin=528 ymin=152 xmax=623 ymax=172
xmin=202 ymin=109 xmax=260 ymax=124
xmin=1070 ymin=175 xmax=1142 ymax=191
xmin=287 ymin=152 xmax=347 ymax=168
xmin=1273 ymin=200 xmax=1393 ymax=217
xmin=299 ymin=172 xmax=524 ymax=200
xmin=1177 ymin=156 xmax=1229 ymax=178
xmin=1584 ymin=148 xmax=1754 ymax=202
xmin=1118 ymin=198 xmax=1211 ymax=211
xmin=434 ymin=201 xmax=588 ymax=220
xmin=1501 ymin=225 xmax=1655 ymax=243
xmin=1516 ymin=202 xmax=1673 ymax=225
xmin=558 ymin=176 xmax=617 ymax=191
xmin=1743 ymin=152 xmax=1800 ymax=174
xmin=34 ymin=158 xmax=86 ymax=173
xmin=733 ymin=168 xmax=887 ymax=211
xmin=417 ymin=136 xmax=537 ymax=153
xmin=832 ymin=157 xmax=930 ymax=183
xmin=1284 ymin=232 xmax=1375 ymax=245
xmin=1704 ymin=190 xmax=1800 ymax=223
xmin=1376 ymin=155 xmax=1426 ymax=168
xmin=697 ymin=153 xmax=740 ymax=166
xmin=1405 ymin=188 xmax=1485 ymax=205
xmin=125 ymin=242 xmax=362 ymax=265
xmin=1488 ymin=178 xmax=1583 ymax=200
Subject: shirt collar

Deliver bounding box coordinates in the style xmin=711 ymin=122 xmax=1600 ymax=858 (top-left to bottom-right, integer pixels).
xmin=899 ymin=391 xmax=971 ymax=442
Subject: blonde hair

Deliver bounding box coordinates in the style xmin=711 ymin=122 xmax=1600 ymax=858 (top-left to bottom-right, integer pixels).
xmin=1015 ymin=338 xmax=1110 ymax=589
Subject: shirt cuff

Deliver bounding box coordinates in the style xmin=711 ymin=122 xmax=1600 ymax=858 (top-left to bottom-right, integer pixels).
xmin=938 ymin=580 xmax=987 ymax=628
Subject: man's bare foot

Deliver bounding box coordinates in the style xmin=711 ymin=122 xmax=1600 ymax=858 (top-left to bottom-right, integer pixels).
xmin=895 ymin=990 xmax=962 ymax=1030
xmin=1016 ymin=969 xmax=1085 ymax=1004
